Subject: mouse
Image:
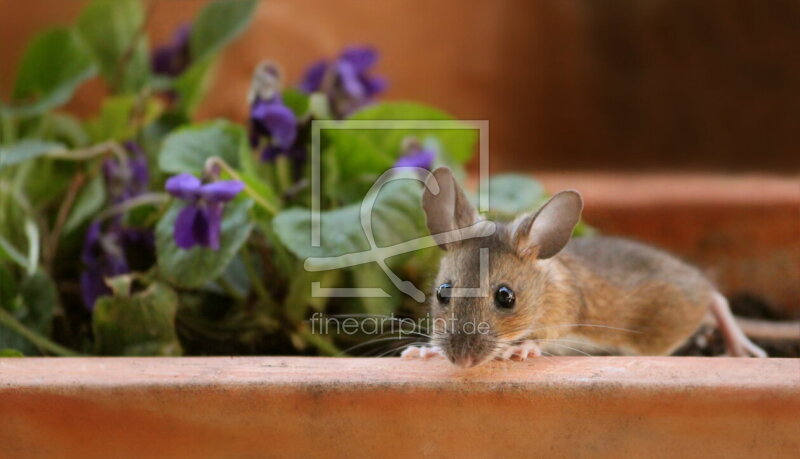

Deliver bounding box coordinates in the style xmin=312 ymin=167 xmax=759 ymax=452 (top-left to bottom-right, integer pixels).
xmin=401 ymin=167 xmax=783 ymax=367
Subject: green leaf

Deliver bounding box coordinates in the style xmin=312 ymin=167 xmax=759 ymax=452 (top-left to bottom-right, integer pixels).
xmin=322 ymin=129 xmax=394 ymax=203
xmin=0 ymin=235 xmax=28 ymax=269
xmin=484 ymin=174 xmax=546 ymax=219
xmin=283 ymin=268 xmax=339 ymax=324
xmin=64 ymin=175 xmax=106 ymax=234
xmin=190 ymin=0 xmax=258 ymax=63
xmin=0 ymin=349 xmax=24 ymax=357
xmin=477 ymin=174 xmax=594 ymax=235
xmin=85 ymin=95 xmax=163 ymax=142
xmin=11 ymin=28 xmax=96 ymax=117
xmin=0 ymin=270 xmax=59 ymax=356
xmin=239 ymin=170 xmax=281 ymax=220
xmin=159 ymin=120 xmax=245 ymax=175
xmin=93 ymin=280 xmax=182 ymax=356
xmin=347 ymin=102 xmax=478 ymax=163
xmin=156 ymin=198 xmax=254 ymax=288
xmin=18 ymin=270 xmax=58 ymax=333
xmin=273 ymin=180 xmax=427 ymax=260
xmin=351 ymin=264 xmax=401 ymax=315
xmin=0 ymin=265 xmax=18 ymax=309
xmin=282 ymin=89 xmax=310 ymax=118
xmin=173 ymin=58 xmax=213 ymax=116
xmin=76 ymin=0 xmax=149 ymax=93
xmin=0 ymin=139 xmax=64 ymax=170
xmin=573 ymin=220 xmax=597 ymax=238
xmin=23 ymin=220 xmax=39 ymax=277
xmin=46 ymin=113 xmax=90 ymax=147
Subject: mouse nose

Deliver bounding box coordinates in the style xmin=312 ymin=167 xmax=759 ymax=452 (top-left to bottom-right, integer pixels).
xmin=449 ymin=354 xmax=474 ymax=368
xmin=447 ymin=345 xmax=482 ymax=368
xmin=446 ymin=332 xmax=490 ymax=368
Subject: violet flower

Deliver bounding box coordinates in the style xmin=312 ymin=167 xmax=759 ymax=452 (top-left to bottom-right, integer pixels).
xmin=165 ymin=174 xmax=244 ymax=250
xmin=80 ymin=221 xmax=154 ymax=310
xmin=394 ymin=146 xmax=435 ymax=170
xmin=299 ymin=46 xmax=387 ymax=118
xmin=249 ymin=95 xmax=299 ymax=161
xmin=80 ymin=141 xmax=154 ymax=310
xmin=152 ymin=24 xmax=192 ymax=77
xmin=103 ymin=141 xmax=149 ymax=204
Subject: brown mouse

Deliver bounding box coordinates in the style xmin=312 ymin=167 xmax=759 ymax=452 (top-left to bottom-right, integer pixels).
xmin=402 ymin=167 xmax=774 ymax=367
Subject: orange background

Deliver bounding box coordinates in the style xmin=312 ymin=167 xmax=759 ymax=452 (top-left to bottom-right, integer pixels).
xmin=1 ymin=0 xmax=798 ymax=173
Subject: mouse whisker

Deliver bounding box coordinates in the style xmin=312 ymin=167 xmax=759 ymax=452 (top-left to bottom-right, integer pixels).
xmin=337 ymin=336 xmax=419 ymax=357
xmin=538 ymin=341 xmax=593 ymax=357
xmin=529 ymin=337 xmax=607 ymax=350
xmin=381 ymin=340 xmax=433 ymax=357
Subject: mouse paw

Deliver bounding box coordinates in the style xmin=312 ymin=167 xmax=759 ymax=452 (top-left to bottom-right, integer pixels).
xmin=498 ymin=340 xmax=542 ymax=361
xmin=401 ymin=345 xmax=445 ymax=360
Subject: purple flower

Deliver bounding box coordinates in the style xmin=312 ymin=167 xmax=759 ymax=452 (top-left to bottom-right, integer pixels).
xmin=394 ymin=147 xmax=435 ymax=170
xmin=165 ymin=174 xmax=244 ymax=250
xmin=80 ymin=221 xmax=154 ymax=310
xmin=152 ymin=24 xmax=192 ymax=77
xmin=249 ymin=96 xmax=299 ymax=161
xmin=103 ymin=141 xmax=150 ymax=204
xmin=299 ymin=46 xmax=387 ymax=118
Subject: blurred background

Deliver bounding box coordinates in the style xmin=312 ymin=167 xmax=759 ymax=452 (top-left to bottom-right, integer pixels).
xmin=2 ymin=0 xmax=798 ymax=173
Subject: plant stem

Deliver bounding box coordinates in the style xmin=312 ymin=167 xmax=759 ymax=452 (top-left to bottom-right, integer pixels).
xmin=1 ymin=115 xmax=16 ymax=144
xmin=44 ymin=172 xmax=86 ymax=273
xmin=0 ymin=308 xmax=83 ymax=357
xmin=275 ymin=155 xmax=292 ymax=194
xmin=206 ymin=157 xmax=279 ymax=216
xmin=240 ymin=247 xmax=278 ymax=313
xmin=95 ymin=192 xmax=170 ymax=222
xmin=218 ymin=277 xmax=247 ymax=303
xmin=46 ymin=141 xmax=127 ymax=162
xmin=113 ymin=0 xmax=157 ymax=92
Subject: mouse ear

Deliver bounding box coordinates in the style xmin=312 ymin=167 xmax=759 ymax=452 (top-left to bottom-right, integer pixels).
xmin=422 ymin=167 xmax=479 ymax=250
xmin=512 ymin=190 xmax=583 ymax=259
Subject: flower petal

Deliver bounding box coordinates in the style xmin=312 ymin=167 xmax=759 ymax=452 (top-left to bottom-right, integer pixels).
xmin=125 ymin=141 xmax=150 ymax=192
xmin=260 ymin=145 xmax=283 ymax=162
xmin=173 ymin=204 xmax=201 ymax=249
xmin=299 ymin=60 xmax=328 ymax=93
xmin=340 ymin=46 xmax=378 ymax=72
xmin=81 ymin=269 xmax=110 ymax=311
xmin=81 ymin=221 xmax=103 ymax=265
xmin=262 ymin=102 xmax=298 ymax=148
xmin=204 ymin=203 xmax=224 ymax=251
xmin=394 ymin=148 xmax=435 ymax=170
xmin=199 ymin=180 xmax=245 ymax=203
xmin=362 ymin=75 xmax=388 ymax=97
xmin=151 ymin=24 xmax=192 ymax=76
xmin=165 ymin=173 xmax=202 ymax=200
xmin=336 ymin=60 xmax=366 ymax=98
xmin=191 ymin=206 xmax=213 ymax=249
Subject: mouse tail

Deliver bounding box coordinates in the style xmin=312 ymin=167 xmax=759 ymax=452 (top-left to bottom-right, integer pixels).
xmin=734 ymin=316 xmax=800 ymax=341
xmin=710 ymin=292 xmax=768 ymax=357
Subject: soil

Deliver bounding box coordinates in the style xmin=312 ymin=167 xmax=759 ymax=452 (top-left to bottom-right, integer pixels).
xmin=675 ymin=294 xmax=800 ymax=358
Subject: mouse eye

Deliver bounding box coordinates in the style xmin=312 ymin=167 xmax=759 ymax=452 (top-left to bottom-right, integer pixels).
xmin=495 ymin=285 xmax=515 ymax=309
xmin=436 ymin=283 xmax=452 ymax=305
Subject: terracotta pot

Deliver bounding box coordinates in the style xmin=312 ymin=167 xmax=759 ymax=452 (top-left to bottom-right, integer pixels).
xmin=0 ymin=173 xmax=797 ymax=457
xmin=1 ymin=356 xmax=798 ymax=458
xmin=537 ymin=173 xmax=800 ymax=314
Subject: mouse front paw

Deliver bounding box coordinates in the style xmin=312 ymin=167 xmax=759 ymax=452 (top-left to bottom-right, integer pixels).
xmin=401 ymin=345 xmax=445 ymax=360
xmin=497 ymin=340 xmax=542 ymax=361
